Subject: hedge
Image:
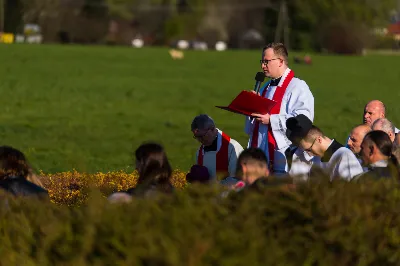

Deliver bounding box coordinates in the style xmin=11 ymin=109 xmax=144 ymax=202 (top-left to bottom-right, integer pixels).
xmin=0 ymin=174 xmax=400 ymax=265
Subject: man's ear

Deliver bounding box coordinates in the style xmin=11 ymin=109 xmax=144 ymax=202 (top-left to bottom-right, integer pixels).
xmin=241 ymin=163 xmax=247 ymax=175
xmin=389 ymin=132 xmax=395 ymax=141
xmin=264 ymin=167 xmax=270 ymax=177
xmin=369 ymin=145 xmax=374 ymax=156
xmin=317 ymin=135 xmax=323 ymax=144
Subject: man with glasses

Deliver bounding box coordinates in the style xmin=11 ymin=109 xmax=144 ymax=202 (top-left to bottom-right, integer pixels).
xmin=245 ymin=42 xmax=314 ymax=175
xmin=286 ymin=114 xmax=363 ymax=181
xmin=192 ymin=114 xmax=244 ymax=180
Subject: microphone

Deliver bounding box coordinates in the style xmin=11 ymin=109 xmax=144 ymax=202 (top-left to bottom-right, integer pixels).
xmin=254 ymin=72 xmax=265 ymax=94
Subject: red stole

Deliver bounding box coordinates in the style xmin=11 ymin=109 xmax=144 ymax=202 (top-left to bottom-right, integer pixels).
xmin=197 ymin=131 xmax=231 ymax=175
xmin=250 ymin=70 xmax=295 ymax=170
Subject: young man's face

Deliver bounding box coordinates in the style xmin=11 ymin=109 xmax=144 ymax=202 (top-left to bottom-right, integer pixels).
xmin=241 ymin=163 xmax=269 ymax=185
xmin=299 ymin=137 xmax=319 ymax=157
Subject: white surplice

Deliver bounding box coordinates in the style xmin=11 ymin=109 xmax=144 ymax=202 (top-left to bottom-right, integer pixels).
xmin=244 ymin=68 xmax=314 ymax=174
xmin=288 ymin=147 xmax=320 ymax=181
xmin=195 ymin=128 xmax=244 ymax=179
xmin=288 ymin=140 xmax=364 ymax=181
xmin=311 ymin=140 xmax=363 ymax=181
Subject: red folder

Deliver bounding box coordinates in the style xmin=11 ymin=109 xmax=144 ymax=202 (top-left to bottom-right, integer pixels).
xmin=216 ymin=90 xmax=277 ymax=116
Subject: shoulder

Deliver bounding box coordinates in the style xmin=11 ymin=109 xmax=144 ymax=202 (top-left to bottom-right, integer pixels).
xmin=289 ymin=77 xmax=312 ymax=92
xmin=229 ymin=138 xmax=244 ymax=150
xmin=335 ymin=147 xmax=359 ymax=161
xmin=1 ymin=177 xmax=49 ymax=197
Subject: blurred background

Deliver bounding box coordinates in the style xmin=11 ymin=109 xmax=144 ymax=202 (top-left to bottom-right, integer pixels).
xmin=0 ymin=0 xmax=399 ymax=54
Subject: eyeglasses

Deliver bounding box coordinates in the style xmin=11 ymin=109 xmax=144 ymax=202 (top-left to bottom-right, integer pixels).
xmin=260 ymin=58 xmax=281 ymax=65
xmin=304 ymin=138 xmax=317 ymax=152
xmin=193 ymin=128 xmax=212 ymax=140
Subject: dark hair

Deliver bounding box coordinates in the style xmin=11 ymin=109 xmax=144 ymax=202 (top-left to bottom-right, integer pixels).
xmin=0 ymin=146 xmax=31 ymax=181
xmin=305 ymin=126 xmax=324 ymax=142
xmin=235 ymin=148 xmax=268 ymax=177
xmin=134 ymin=142 xmax=173 ymax=194
xmin=363 ymin=130 xmax=393 ymax=157
xmin=263 ymin=42 xmax=289 ymax=65
xmin=191 ymin=114 xmax=215 ymax=131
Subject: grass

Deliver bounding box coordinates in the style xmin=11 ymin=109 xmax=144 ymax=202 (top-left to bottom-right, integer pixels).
xmin=0 ymin=44 xmax=399 ymax=173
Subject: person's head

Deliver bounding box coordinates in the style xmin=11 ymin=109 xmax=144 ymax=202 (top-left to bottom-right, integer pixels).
xmin=235 ymin=148 xmax=269 ymax=185
xmin=297 ymin=126 xmax=330 ymax=158
xmin=191 ymin=114 xmax=218 ymax=146
xmin=186 ymin=165 xmax=211 ymax=184
xmin=135 ymin=142 xmax=172 ymax=191
xmin=372 ymin=118 xmax=395 ymax=142
xmin=347 ymin=124 xmax=372 ymax=154
xmin=261 ymin=43 xmax=288 ymax=79
xmin=360 ymin=130 xmax=392 ymax=166
xmin=286 ymin=114 xmax=330 ymax=157
xmin=0 ymin=146 xmax=31 ymax=181
xmin=363 ymin=100 xmax=385 ymax=126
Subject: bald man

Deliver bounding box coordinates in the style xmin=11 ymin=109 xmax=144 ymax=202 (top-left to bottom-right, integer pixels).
xmin=347 ymin=124 xmax=371 ymax=172
xmin=363 ymin=100 xmax=399 ymax=133
xmin=347 ymin=124 xmax=372 ymax=154
xmin=346 ymin=100 xmax=399 ymax=148
xmin=372 ymin=118 xmax=396 ymax=142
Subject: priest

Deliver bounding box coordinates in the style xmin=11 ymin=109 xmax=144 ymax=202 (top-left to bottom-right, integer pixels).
xmin=245 ymin=42 xmax=314 ymax=174
xmin=286 ymin=114 xmax=363 ymax=181
xmin=192 ymin=114 xmax=244 ymax=180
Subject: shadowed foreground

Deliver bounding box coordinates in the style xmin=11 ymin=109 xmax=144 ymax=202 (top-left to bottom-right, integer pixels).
xmin=1 ymin=176 xmax=399 ymax=265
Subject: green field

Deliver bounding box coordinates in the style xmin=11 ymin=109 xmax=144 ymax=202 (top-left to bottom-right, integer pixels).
xmin=0 ymin=44 xmax=399 ymax=173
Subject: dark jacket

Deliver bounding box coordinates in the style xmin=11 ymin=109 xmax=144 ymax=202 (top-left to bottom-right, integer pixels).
xmin=0 ymin=176 xmax=49 ymax=199
xmin=354 ymin=160 xmax=399 ymax=181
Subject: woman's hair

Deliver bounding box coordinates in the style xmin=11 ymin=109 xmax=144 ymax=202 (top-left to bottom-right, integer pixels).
xmin=134 ymin=142 xmax=173 ymax=194
xmin=0 ymin=146 xmax=31 ymax=181
xmin=0 ymin=146 xmax=45 ymax=187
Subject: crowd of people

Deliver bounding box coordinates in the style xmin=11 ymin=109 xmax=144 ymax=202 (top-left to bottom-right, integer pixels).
xmin=0 ymin=42 xmax=398 ymax=201
xmin=183 ymin=42 xmax=400 ymax=193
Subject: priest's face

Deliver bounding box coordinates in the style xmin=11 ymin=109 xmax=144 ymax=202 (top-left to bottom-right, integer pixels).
xmin=192 ymin=127 xmax=216 ymax=146
xmin=261 ymin=48 xmax=283 ymax=79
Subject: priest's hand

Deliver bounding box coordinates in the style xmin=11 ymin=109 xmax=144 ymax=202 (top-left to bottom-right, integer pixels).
xmin=251 ymin=113 xmax=270 ymax=124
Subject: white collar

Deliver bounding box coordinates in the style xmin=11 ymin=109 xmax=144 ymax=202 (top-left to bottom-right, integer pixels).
xmin=277 ymin=67 xmax=291 ymax=87
xmin=370 ymin=160 xmax=388 ymax=168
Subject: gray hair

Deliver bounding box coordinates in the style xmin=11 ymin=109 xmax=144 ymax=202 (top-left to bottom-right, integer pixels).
xmin=372 ymin=118 xmax=395 ymax=135
xmin=191 ymin=114 xmax=215 ymax=131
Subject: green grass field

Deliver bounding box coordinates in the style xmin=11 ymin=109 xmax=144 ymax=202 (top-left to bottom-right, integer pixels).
xmin=0 ymin=44 xmax=399 ymax=173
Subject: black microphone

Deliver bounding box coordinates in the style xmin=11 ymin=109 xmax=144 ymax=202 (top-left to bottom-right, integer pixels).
xmin=254 ymin=72 xmax=265 ymax=94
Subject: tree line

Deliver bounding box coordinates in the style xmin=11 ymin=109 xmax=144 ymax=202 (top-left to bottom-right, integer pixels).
xmin=2 ymin=0 xmax=398 ymax=53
